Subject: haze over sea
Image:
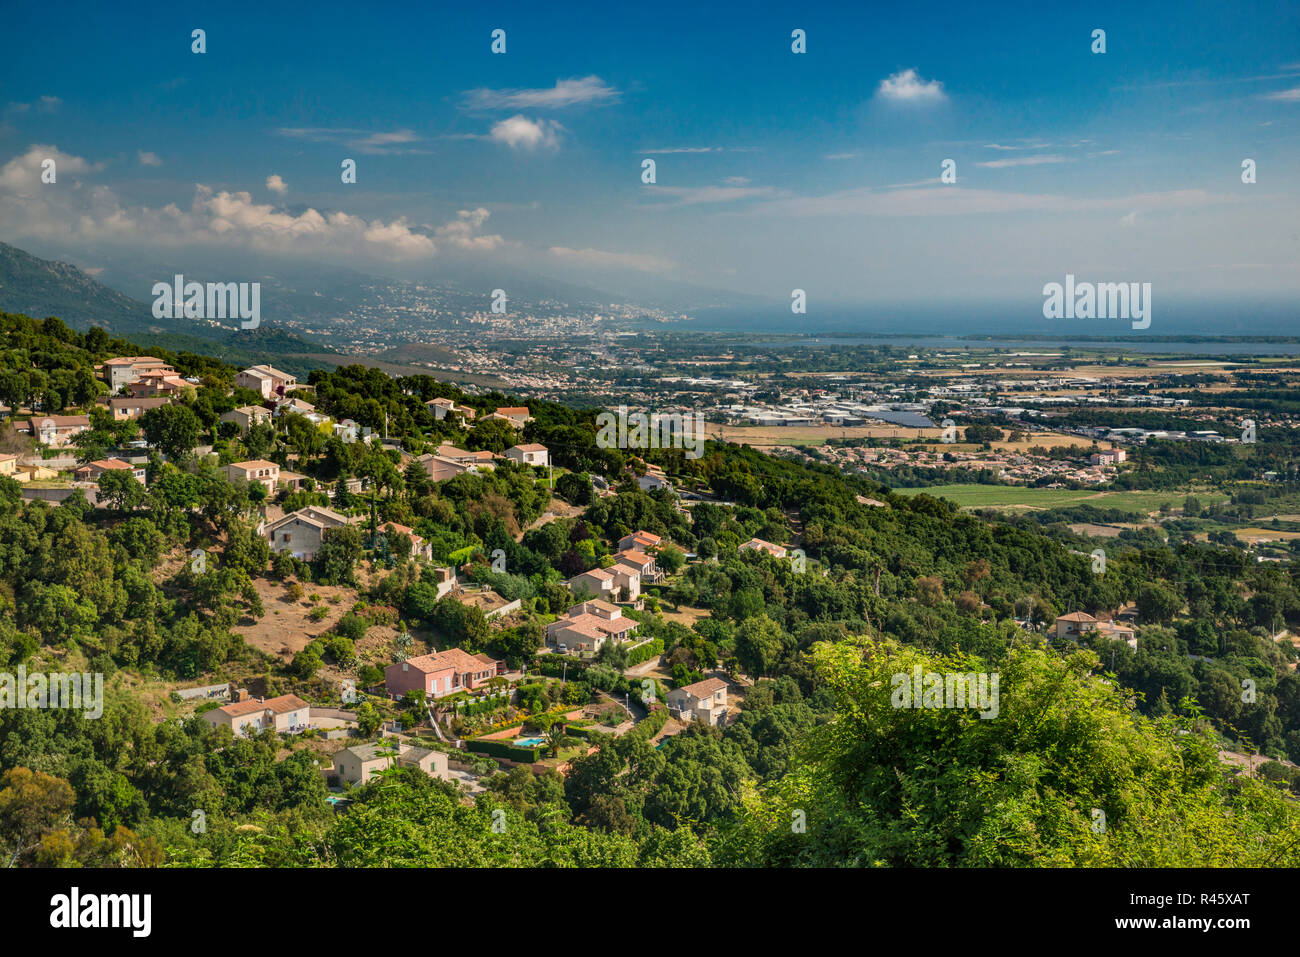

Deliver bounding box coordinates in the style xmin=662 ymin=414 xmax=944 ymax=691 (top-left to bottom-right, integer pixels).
xmin=688 ymin=298 xmax=1300 ymax=354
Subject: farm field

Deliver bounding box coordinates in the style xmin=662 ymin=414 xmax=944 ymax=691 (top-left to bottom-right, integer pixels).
xmin=891 ymin=483 xmax=1229 ymax=513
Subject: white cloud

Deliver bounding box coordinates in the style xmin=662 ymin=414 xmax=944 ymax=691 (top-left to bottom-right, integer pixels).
xmin=548 ymin=246 xmax=673 ymax=272
xmin=275 ymin=127 xmax=425 ymax=154
xmin=644 ymin=184 xmax=777 ymax=206
xmin=7 ymin=96 xmax=62 ymax=115
xmin=266 ymin=174 xmax=287 ymax=194
xmin=433 ymin=207 xmax=503 ymax=250
xmin=876 ymin=69 xmax=946 ymax=102
xmin=976 ymin=154 xmax=1071 ymax=169
xmin=639 ymin=147 xmax=718 ymax=154
xmin=0 ymin=144 xmax=99 ymax=190
xmin=0 ymin=147 xmax=453 ymax=260
xmin=984 ymin=142 xmax=1053 ymax=151
xmin=758 ymin=184 xmax=1229 ymax=218
xmin=488 ymin=116 xmax=563 ymax=150
xmin=1120 ymin=210 xmax=1138 ymax=227
xmin=1263 ymin=86 xmax=1300 ymax=101
xmin=138 ymin=151 xmax=163 ymax=167
xmin=463 ymin=76 xmax=619 ymax=110
xmin=824 ymin=152 xmax=859 ymax=160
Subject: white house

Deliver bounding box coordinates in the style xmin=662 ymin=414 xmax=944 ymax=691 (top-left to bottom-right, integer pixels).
xmin=505 ymin=443 xmax=549 ymax=468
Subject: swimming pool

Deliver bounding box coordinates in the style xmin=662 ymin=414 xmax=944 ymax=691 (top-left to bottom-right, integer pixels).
xmin=513 ymin=736 xmax=546 ymax=748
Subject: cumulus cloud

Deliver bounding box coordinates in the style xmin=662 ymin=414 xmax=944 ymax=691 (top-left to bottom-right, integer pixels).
xmin=265 ymin=174 xmax=287 ymax=194
xmin=434 ymin=207 xmax=503 ymax=250
xmin=876 ymin=69 xmax=946 ymax=102
xmin=463 ymin=76 xmax=619 ymax=110
xmin=0 ymin=147 xmax=490 ymax=261
xmin=0 ymin=144 xmax=100 ymax=190
xmin=548 ymin=246 xmax=673 ymax=272
xmin=489 ymin=116 xmax=563 ymax=150
xmin=138 ymin=151 xmax=163 ymax=167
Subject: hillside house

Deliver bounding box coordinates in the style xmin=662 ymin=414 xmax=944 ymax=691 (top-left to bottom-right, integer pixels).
xmin=1055 ymin=612 xmax=1137 ymax=648
xmin=106 ymin=395 xmax=171 ymax=421
xmin=75 ymin=458 xmax=145 ymax=484
xmin=618 ymin=530 xmax=662 ymax=553
xmin=226 ymin=459 xmax=280 ymax=494
xmin=379 ymin=521 xmax=433 ymax=561
xmin=490 ymin=406 xmax=532 ymax=428
xmin=220 ymin=405 xmax=273 ymax=433
xmin=26 ymin=415 xmax=91 ymax=447
xmin=666 ymin=677 xmax=728 ymax=727
xmin=331 ymin=741 xmax=453 ymax=785
xmin=569 ymin=564 xmax=641 ymax=602
xmin=100 ymin=356 xmax=175 ymax=392
xmin=739 ymin=537 xmax=788 ymax=559
xmin=236 ymin=365 xmax=297 ymax=399
xmin=384 ymin=648 xmax=501 ymax=699
xmin=505 ymin=443 xmax=549 ymax=468
xmin=546 ymin=600 xmax=639 ymax=655
xmin=263 ymin=505 xmax=351 ymax=560
xmin=203 ymin=693 xmax=311 ymax=736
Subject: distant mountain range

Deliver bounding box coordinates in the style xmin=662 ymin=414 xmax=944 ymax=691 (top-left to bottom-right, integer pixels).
xmin=0 ymin=241 xmax=158 ymax=335
xmin=0 ymin=241 xmax=341 ymax=374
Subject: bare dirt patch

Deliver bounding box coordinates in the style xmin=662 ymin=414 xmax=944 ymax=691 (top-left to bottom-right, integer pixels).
xmin=236 ymin=578 xmax=357 ymax=659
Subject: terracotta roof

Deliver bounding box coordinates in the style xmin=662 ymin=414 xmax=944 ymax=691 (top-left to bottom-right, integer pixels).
xmin=217 ymin=693 xmax=308 ymax=717
xmin=510 ymin=443 xmax=547 ymax=452
xmin=104 ymin=356 xmax=167 ymax=365
xmin=570 ymin=599 xmax=620 ymax=616
xmin=677 ymin=677 xmax=727 ymax=698
xmin=556 ymin=616 xmax=606 ymax=640
xmin=401 ymin=648 xmax=496 ymax=675
xmin=1057 ymin=612 xmax=1098 ymax=623
xmin=230 ymin=459 xmax=280 ymax=470
xmin=496 ymin=406 xmax=530 ymax=415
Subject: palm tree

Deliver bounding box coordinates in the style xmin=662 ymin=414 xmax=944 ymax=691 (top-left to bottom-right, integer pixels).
xmin=543 ymin=723 xmax=578 ymax=758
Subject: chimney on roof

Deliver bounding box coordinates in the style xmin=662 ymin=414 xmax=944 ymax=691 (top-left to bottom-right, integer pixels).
xmin=234 ymin=688 xmax=249 ymax=702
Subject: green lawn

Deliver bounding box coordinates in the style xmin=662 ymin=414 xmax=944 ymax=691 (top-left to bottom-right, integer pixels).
xmin=892 ymin=483 xmax=1229 ymax=513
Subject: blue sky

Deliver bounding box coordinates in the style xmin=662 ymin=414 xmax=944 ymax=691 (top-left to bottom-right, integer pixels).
xmin=1 ymin=0 xmax=1297 ymax=309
